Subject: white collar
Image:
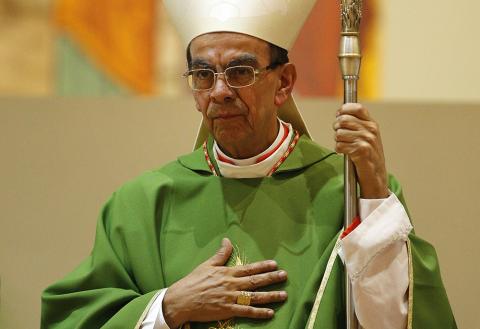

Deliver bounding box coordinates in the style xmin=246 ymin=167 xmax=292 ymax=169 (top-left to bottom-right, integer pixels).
xmin=213 ymin=119 xmax=293 ymax=178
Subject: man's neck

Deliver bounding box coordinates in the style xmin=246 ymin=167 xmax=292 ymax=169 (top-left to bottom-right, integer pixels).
xmin=212 ymin=120 xmax=295 ymax=178
xmin=216 ymin=120 xmax=280 ymax=159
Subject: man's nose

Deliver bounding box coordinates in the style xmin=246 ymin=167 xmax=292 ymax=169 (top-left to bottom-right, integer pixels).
xmin=210 ymin=75 xmax=235 ymax=103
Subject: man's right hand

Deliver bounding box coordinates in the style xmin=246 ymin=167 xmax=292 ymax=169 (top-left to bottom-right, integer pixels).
xmin=162 ymin=238 xmax=288 ymax=328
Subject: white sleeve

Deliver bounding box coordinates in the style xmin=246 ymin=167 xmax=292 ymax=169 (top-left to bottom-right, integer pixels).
xmin=140 ymin=288 xmax=172 ymax=329
xmin=340 ymin=193 xmax=413 ymax=329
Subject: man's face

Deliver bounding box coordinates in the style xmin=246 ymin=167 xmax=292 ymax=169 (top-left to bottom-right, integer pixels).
xmin=189 ymin=33 xmax=281 ymax=158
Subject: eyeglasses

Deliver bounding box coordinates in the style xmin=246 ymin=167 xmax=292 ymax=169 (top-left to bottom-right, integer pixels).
xmin=182 ymin=64 xmax=281 ymax=91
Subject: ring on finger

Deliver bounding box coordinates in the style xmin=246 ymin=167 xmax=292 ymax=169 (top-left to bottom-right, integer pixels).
xmin=236 ymin=291 xmax=253 ymax=306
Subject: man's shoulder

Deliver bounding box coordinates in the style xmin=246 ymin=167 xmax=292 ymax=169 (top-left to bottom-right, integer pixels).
xmin=277 ymin=134 xmax=343 ymax=174
xmin=114 ymin=148 xmax=206 ymax=196
xmin=298 ymin=136 xmax=341 ymax=162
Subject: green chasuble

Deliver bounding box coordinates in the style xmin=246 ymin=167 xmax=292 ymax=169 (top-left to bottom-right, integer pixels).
xmin=41 ymin=135 xmax=456 ymax=329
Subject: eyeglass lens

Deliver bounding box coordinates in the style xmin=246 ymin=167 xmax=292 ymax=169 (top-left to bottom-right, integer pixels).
xmin=188 ymin=66 xmax=255 ymax=90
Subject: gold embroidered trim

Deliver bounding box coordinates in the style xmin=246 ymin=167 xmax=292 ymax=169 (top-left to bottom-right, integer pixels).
xmin=267 ymin=130 xmax=300 ymax=176
xmin=134 ymin=289 xmax=163 ymax=329
xmin=229 ymin=244 xmax=247 ymax=267
xmin=407 ymin=238 xmax=414 ymax=329
xmin=183 ymin=319 xmax=240 ymax=329
xmin=203 ymin=140 xmax=219 ymax=176
xmin=306 ymin=233 xmax=343 ymax=329
xmin=203 ymin=130 xmax=300 ymax=177
xmin=209 ymin=319 xmax=239 ymax=329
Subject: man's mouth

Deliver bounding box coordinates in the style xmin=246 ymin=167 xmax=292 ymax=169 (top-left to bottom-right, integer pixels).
xmin=210 ymin=109 xmax=245 ymax=120
xmin=208 ymin=105 xmax=246 ymax=120
xmin=215 ymin=114 xmax=242 ymax=120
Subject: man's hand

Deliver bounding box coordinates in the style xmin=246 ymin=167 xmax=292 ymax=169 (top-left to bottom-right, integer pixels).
xmin=163 ymin=238 xmax=288 ymax=328
xmin=333 ymin=103 xmax=389 ymax=199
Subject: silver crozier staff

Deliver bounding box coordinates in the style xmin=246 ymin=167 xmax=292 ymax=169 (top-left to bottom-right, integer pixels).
xmin=339 ymin=0 xmax=362 ymax=328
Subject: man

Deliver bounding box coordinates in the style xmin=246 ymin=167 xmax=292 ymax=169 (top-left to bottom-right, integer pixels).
xmin=41 ymin=1 xmax=456 ymax=329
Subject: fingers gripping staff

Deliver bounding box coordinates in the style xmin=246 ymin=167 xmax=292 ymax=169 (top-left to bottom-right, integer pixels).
xmin=334 ymin=104 xmax=389 ymax=199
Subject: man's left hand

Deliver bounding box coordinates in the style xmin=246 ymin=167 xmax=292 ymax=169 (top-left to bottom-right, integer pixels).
xmin=333 ymin=103 xmax=389 ymax=199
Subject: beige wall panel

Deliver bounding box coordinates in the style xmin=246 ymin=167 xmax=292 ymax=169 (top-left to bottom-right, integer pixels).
xmin=0 ymin=98 xmax=478 ymax=328
xmin=381 ymin=1 xmax=480 ymax=102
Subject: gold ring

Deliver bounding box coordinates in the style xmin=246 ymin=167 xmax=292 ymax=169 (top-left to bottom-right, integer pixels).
xmin=236 ymin=291 xmax=253 ymax=306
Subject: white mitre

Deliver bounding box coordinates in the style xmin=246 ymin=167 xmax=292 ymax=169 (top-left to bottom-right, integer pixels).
xmin=163 ymin=0 xmax=317 ymax=148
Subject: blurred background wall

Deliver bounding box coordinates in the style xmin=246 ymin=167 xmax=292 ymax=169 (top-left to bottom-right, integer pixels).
xmin=1 ymin=0 xmax=480 ymax=101
xmin=380 ymin=1 xmax=480 ymax=102
xmin=1 ymin=1 xmax=479 ymax=328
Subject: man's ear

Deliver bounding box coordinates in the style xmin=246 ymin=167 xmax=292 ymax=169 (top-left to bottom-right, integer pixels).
xmin=274 ymin=63 xmax=297 ymax=107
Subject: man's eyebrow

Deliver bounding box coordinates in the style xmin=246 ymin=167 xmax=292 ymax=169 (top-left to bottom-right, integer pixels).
xmin=191 ymin=59 xmax=215 ymax=69
xmin=190 ymin=54 xmax=259 ymax=70
xmin=226 ymin=54 xmax=259 ymax=68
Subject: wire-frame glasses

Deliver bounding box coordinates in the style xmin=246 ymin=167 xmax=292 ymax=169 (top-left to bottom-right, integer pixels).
xmin=183 ymin=64 xmax=280 ymax=91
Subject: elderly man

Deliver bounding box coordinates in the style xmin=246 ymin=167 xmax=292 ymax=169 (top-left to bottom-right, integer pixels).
xmin=41 ymin=1 xmax=456 ymax=329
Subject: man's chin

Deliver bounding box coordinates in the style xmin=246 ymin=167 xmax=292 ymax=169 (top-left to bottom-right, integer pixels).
xmin=213 ymin=129 xmax=249 ymax=147
xmin=213 ymin=121 xmax=249 ymax=141
xmin=214 ymin=133 xmax=245 ymax=145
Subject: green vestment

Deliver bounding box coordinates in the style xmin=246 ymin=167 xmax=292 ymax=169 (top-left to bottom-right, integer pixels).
xmin=41 ymin=135 xmax=457 ymax=329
